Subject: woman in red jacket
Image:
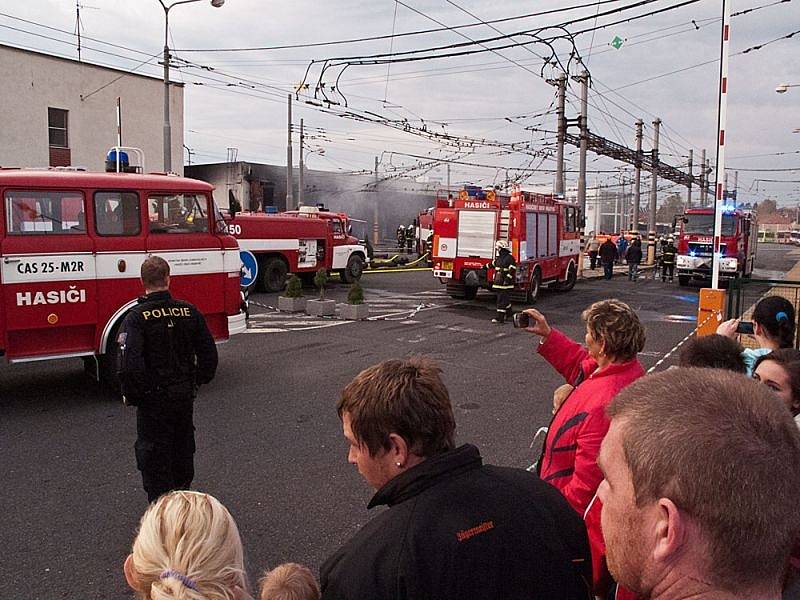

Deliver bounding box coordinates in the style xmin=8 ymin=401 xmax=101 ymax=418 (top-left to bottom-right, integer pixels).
xmin=524 ymin=299 xmax=646 ymax=596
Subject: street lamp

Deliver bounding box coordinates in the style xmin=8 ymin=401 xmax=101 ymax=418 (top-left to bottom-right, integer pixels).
xmin=158 ymin=0 xmax=224 ymax=172
xmin=775 ymin=83 xmax=800 ymax=94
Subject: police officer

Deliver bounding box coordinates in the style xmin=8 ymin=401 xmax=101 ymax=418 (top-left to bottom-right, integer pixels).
xmin=118 ymin=256 xmax=218 ymax=503
xmin=484 ymin=240 xmax=517 ymax=324
xmin=662 ymin=236 xmax=678 ymax=283
xmin=405 ymin=223 xmax=415 ymax=253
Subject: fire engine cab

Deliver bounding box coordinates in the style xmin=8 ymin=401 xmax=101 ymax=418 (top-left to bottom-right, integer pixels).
xmin=228 ymin=205 xmax=368 ymax=292
xmin=0 ymin=166 xmax=246 ymax=385
xmin=675 ymin=206 xmax=757 ymax=286
xmin=431 ymin=186 xmax=581 ymax=301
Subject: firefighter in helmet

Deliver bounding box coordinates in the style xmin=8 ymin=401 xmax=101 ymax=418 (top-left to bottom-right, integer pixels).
xmin=484 ymin=239 xmax=517 ymax=324
xmin=405 ymin=223 xmax=416 ymax=253
xmin=396 ymin=225 xmax=406 ymax=251
xmin=661 ymin=236 xmax=678 ymax=283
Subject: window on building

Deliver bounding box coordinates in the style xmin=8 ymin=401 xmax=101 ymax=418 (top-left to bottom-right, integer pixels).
xmin=5 ymin=190 xmax=85 ymax=234
xmin=94 ymin=192 xmax=141 ymax=236
xmin=48 ymin=108 xmax=69 ymax=148
xmin=148 ymin=194 xmax=209 ymax=233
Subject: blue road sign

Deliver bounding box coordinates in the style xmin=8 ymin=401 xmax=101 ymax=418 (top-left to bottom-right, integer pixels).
xmin=240 ymin=250 xmax=258 ymax=288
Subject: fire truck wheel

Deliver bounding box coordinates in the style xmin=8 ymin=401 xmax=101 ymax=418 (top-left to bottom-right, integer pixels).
xmin=527 ymin=270 xmax=541 ymax=304
xmin=463 ymin=286 xmax=478 ymax=300
xmin=557 ymin=263 xmax=577 ymax=292
xmin=342 ymin=254 xmax=364 ymax=283
xmin=260 ymin=257 xmax=289 ymax=293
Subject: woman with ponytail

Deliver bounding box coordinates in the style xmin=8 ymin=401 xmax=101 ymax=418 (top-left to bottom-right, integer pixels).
xmin=124 ymin=491 xmax=251 ymax=600
xmin=717 ymin=295 xmax=796 ymax=375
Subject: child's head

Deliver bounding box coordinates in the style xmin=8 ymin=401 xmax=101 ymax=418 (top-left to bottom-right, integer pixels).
xmin=753 ymin=349 xmax=800 ymax=417
xmin=679 ymin=334 xmax=746 ymax=373
xmin=753 ymin=296 xmax=796 ymax=348
xmin=259 ymin=563 xmax=320 ymax=600
xmin=124 ymin=491 xmax=246 ymax=600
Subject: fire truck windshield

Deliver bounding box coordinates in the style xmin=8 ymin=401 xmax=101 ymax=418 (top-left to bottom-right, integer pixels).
xmin=683 ymin=213 xmax=735 ymax=236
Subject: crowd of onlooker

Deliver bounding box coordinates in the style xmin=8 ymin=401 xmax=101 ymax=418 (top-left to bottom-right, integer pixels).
xmin=122 ymin=295 xmax=800 ymax=600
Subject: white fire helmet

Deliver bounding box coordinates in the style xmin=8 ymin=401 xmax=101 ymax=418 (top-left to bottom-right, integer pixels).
xmin=495 ymin=240 xmax=510 ymax=252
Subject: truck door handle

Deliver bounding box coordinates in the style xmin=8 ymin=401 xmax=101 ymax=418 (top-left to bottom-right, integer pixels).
xmin=3 ymin=258 xmax=20 ymax=264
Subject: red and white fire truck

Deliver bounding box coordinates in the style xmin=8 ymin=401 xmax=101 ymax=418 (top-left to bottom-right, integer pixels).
xmin=674 ymin=206 xmax=757 ymax=286
xmin=431 ymin=186 xmax=581 ymax=301
xmin=0 ymin=167 xmax=246 ymax=385
xmin=228 ymin=205 xmax=368 ymax=292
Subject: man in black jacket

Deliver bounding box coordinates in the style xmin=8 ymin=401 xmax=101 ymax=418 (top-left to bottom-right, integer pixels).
xmin=599 ymin=237 xmax=618 ymax=280
xmin=321 ymin=357 xmax=592 ymax=600
xmin=118 ymin=256 xmax=218 ymax=503
xmin=626 ymin=238 xmax=643 ymax=281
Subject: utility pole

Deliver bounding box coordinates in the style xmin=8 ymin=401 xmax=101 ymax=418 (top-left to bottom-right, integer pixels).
xmin=633 ymin=119 xmax=643 ymax=236
xmin=705 ymin=157 xmax=711 ymax=206
xmin=687 ymin=148 xmax=693 ymax=208
xmin=373 ymin=156 xmax=380 ymax=245
xmin=733 ymin=170 xmax=738 ymax=206
xmin=286 ymin=94 xmax=294 ymax=210
xmin=298 ymin=118 xmax=305 ymax=206
xmin=446 ymin=162 xmax=451 ymax=195
xmin=576 ymin=70 xmax=589 ymax=274
xmin=554 ymin=71 xmax=567 ymax=196
xmin=647 ymin=118 xmax=661 ymax=265
xmin=699 ymin=148 xmax=707 ymax=207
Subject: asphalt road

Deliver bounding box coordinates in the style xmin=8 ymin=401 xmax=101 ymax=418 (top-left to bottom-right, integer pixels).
xmin=1 ymin=243 xmax=796 ymax=599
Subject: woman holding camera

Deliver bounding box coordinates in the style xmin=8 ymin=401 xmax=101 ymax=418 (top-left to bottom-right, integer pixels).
xmin=523 ymin=299 xmax=646 ymax=594
xmin=717 ymin=295 xmax=796 ymax=375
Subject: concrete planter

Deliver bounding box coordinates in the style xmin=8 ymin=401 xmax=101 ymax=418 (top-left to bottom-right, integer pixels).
xmin=278 ymin=296 xmax=307 ymax=312
xmin=307 ymin=299 xmax=336 ymax=316
xmin=340 ymin=303 xmax=369 ymax=320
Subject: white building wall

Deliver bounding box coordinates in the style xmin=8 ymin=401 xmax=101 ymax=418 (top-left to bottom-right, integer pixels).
xmin=0 ymin=45 xmax=183 ymax=173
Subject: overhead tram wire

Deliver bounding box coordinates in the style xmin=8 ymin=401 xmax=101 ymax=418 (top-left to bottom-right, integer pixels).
xmin=170 ymin=0 xmax=636 ymax=52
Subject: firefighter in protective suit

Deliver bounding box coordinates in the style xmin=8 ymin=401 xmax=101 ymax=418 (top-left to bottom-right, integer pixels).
xmin=396 ymin=225 xmax=406 ymax=251
xmin=405 ymin=223 xmax=415 ymax=253
xmin=484 ymin=239 xmax=517 ymax=324
xmin=118 ymin=256 xmax=218 ymax=503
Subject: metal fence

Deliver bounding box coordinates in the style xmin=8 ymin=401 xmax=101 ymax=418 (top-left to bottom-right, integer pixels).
xmin=726 ymin=277 xmax=800 ymax=350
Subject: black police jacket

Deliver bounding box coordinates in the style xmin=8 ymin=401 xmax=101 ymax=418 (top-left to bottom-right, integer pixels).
xmin=320 ymin=444 xmax=592 ymax=600
xmin=117 ymin=290 xmax=218 ymax=404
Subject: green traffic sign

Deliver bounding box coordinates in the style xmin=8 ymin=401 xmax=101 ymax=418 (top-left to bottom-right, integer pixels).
xmin=611 ymin=36 xmax=624 ymax=50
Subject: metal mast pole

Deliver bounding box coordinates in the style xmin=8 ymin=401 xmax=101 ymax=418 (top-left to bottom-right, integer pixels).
xmin=647 ymin=118 xmax=661 ymax=265
xmin=699 ymin=148 xmax=707 ymax=207
xmin=298 ymin=118 xmax=304 ymax=206
xmin=555 ymin=72 xmax=567 ymax=196
xmin=633 ymin=119 xmax=643 ymax=236
xmin=686 ymin=149 xmax=693 ymax=208
xmin=577 ymin=70 xmax=589 ymax=275
xmin=373 ymin=156 xmax=380 ymax=245
xmin=286 ymin=94 xmax=294 ymax=210
xmin=162 ymin=8 xmax=172 ymax=172
xmin=711 ymin=0 xmax=732 ymax=289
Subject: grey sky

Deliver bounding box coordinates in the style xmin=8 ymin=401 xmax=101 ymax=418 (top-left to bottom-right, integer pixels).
xmin=2 ymin=0 xmax=798 ymax=206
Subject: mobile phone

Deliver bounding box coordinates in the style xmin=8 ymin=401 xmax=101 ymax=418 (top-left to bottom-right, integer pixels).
xmin=736 ymin=321 xmax=754 ymax=335
xmin=512 ymin=312 xmax=530 ymax=328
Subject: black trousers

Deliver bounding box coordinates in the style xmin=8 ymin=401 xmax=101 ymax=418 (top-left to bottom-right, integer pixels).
xmin=588 ymin=251 xmax=598 ymax=269
xmin=662 ymin=264 xmax=675 ymax=281
xmin=495 ymin=288 xmax=512 ymax=321
xmin=135 ymin=399 xmax=195 ymax=503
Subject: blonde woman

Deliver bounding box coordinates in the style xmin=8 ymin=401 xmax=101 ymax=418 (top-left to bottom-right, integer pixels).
xmin=124 ymin=490 xmax=251 ymax=600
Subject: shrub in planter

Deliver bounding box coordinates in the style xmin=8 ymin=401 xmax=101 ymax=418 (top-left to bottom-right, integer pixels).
xmin=308 ymin=268 xmax=335 ymax=316
xmin=278 ymin=274 xmax=306 ymax=312
xmin=341 ymin=281 xmax=369 ymax=320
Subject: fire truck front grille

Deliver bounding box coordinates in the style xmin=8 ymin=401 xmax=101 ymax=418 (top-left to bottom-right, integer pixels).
xmin=688 ymin=243 xmax=713 ymax=257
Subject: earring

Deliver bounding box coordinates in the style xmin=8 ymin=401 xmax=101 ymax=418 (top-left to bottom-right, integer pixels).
xmin=396 ymin=462 xmax=402 ymax=468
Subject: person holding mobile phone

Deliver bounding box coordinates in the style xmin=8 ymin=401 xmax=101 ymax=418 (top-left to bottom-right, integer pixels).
xmin=522 ymin=300 xmax=646 ymax=595
xmin=717 ymin=296 xmax=796 ymax=375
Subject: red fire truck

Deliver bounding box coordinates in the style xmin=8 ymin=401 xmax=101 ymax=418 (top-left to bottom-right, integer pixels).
xmin=0 ymin=168 xmax=246 ymax=385
xmin=431 ymin=186 xmax=581 ymax=301
xmin=228 ymin=205 xmax=368 ymax=292
xmin=674 ymin=206 xmax=757 ymax=286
